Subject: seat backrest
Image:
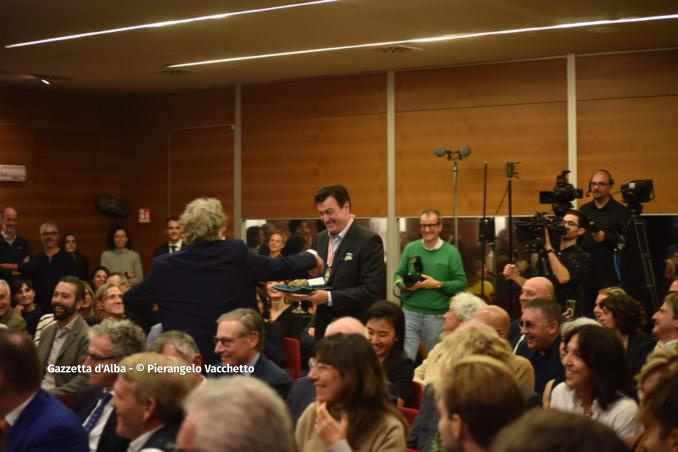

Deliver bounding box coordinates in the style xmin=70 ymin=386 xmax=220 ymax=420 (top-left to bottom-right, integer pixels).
xmin=283 ymin=337 xmax=301 ymax=380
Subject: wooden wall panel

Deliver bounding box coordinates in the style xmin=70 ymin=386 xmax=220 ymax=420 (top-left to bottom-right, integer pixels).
xmin=169 ymin=126 xmax=234 ymax=233
xmin=577 ymin=97 xmax=678 ymax=213
xmin=396 ymin=58 xmax=567 ymax=112
xmin=242 ymin=75 xmax=387 ymax=218
xmin=395 ymin=103 xmax=568 ymax=216
xmin=577 ymin=50 xmax=678 ymax=100
xmin=168 ymin=89 xmax=235 ymax=129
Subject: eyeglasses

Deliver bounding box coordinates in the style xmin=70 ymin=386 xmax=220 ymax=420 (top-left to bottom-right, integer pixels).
xmin=308 ymin=358 xmax=334 ymax=372
xmin=563 ymin=221 xmax=579 ymax=227
xmin=590 ymin=182 xmax=610 ymax=187
xmin=419 ymin=223 xmax=440 ymax=229
xmin=519 ymin=320 xmax=539 ymax=330
xmin=85 ymin=352 xmax=119 ymax=363
xmin=213 ymin=335 xmax=244 ymax=347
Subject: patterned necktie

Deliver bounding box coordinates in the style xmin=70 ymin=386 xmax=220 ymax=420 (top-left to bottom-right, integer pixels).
xmin=83 ymin=392 xmax=113 ymax=432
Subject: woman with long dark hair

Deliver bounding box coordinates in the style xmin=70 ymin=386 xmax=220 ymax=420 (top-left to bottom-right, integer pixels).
xmin=61 ymin=232 xmax=89 ymax=280
xmin=364 ymin=300 xmax=414 ymax=407
xmin=296 ymin=333 xmax=407 ymax=451
xmin=100 ymin=226 xmax=143 ymax=285
xmin=551 ymin=324 xmax=641 ymax=441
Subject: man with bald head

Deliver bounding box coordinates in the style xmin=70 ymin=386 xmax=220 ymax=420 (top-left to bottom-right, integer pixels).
xmin=503 ymin=275 xmax=555 ymax=347
xmin=0 ymin=207 xmax=31 ymax=285
xmin=287 ymin=316 xmax=367 ymax=422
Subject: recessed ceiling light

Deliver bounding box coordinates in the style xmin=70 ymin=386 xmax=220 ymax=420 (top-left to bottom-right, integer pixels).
xmin=5 ymin=0 xmax=337 ymax=48
xmin=168 ymin=13 xmax=678 ymax=68
xmin=40 ymin=78 xmax=50 ymax=85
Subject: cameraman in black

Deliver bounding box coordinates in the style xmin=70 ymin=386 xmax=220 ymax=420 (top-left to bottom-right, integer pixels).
xmin=505 ymin=210 xmax=590 ymax=315
xmin=579 ymin=170 xmax=629 ymax=295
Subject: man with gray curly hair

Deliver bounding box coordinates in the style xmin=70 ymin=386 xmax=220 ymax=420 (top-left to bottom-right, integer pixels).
xmin=71 ymin=319 xmax=146 ymax=452
xmin=177 ymin=377 xmax=295 ymax=452
xmin=124 ymin=197 xmax=324 ymax=366
xmin=414 ymin=292 xmax=487 ymax=384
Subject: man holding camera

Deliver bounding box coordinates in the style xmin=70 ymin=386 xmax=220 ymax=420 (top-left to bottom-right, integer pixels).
xmin=504 ymin=210 xmax=590 ymax=315
xmin=395 ymin=209 xmax=467 ymax=360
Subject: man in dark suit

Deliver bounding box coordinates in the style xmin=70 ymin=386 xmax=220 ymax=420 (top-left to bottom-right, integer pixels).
xmin=0 ymin=207 xmax=31 ymax=287
xmin=111 ymin=352 xmax=196 ymax=452
xmin=297 ymin=184 xmax=386 ymax=339
xmin=37 ymin=275 xmax=90 ymax=398
xmin=0 ymin=329 xmax=88 ymax=452
xmin=124 ymin=198 xmax=323 ymax=365
xmin=71 ymin=319 xmax=146 ymax=452
xmin=212 ymin=308 xmax=292 ymax=399
xmin=153 ymin=216 xmax=184 ymax=258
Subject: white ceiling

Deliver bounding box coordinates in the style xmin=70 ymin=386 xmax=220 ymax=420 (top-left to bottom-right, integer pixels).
xmin=1 ymin=0 xmax=678 ymax=94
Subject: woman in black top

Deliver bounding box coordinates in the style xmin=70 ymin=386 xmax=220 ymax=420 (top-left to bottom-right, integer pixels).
xmin=62 ymin=233 xmax=89 ymax=280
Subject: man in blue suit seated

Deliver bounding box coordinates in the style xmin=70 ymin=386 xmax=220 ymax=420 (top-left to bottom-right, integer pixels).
xmin=0 ymin=329 xmax=88 ymax=452
xmin=210 ymin=308 xmax=292 ymax=399
xmin=124 ymin=197 xmax=323 ymax=365
xmin=110 ymin=352 xmax=197 ymax=452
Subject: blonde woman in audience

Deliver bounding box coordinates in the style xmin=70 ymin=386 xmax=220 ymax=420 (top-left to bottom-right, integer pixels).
xmin=551 ymin=324 xmax=641 ymax=441
xmin=267 ymin=231 xmax=287 ymax=259
xmin=94 ymin=282 xmax=125 ymax=321
xmin=295 ymin=333 xmax=407 ymax=452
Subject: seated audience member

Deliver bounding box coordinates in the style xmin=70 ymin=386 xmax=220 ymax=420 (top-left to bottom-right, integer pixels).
xmin=80 ymin=282 xmax=98 ymax=325
xmin=596 ymin=293 xmax=656 ymax=376
xmin=413 ymin=292 xmax=486 ymax=384
xmin=105 ymin=273 xmax=131 ymax=294
xmin=365 ymin=300 xmax=414 ymax=407
xmin=111 ymin=353 xmax=196 ymax=452
xmin=148 ymin=330 xmax=205 ymax=385
xmin=0 ymin=329 xmax=88 ymax=452
xmin=90 ymin=266 xmax=110 ymax=293
xmin=295 ymin=333 xmax=407 ymax=452
xmin=551 ymin=325 xmax=640 ymax=441
xmin=592 ymin=286 xmax=627 ymax=320
xmin=123 ymin=197 xmax=321 ymax=365
xmin=287 ymin=316 xmax=366 ymax=424
xmin=542 ymin=316 xmax=601 ymax=406
xmin=100 ymin=226 xmax=143 ymax=286
xmin=268 ymin=280 xmax=309 ymax=338
xmin=0 ymin=278 xmax=26 ymax=331
xmin=502 ymin=273 xmax=555 ymax=347
xmin=467 ymin=258 xmax=495 ymax=301
xmin=63 ymin=233 xmax=90 ymax=281
xmin=472 ymin=305 xmax=535 ymax=389
xmin=409 ymin=325 xmax=532 ymax=452
xmin=178 ymin=377 xmax=295 ymax=452
xmin=515 ymin=299 xmax=564 ymax=396
xmin=94 ymin=283 xmax=125 ymax=322
xmin=246 ymin=225 xmax=264 ymax=255
xmin=38 ymin=276 xmax=90 ymax=398
xmin=12 ymin=277 xmax=41 ymax=335
xmin=212 ymin=308 xmax=292 ymax=398
xmin=434 ymin=355 xmax=525 ymax=452
xmin=490 ymin=409 xmax=628 ymax=452
xmin=255 ymin=282 xmax=287 ymax=366
xmin=652 ymin=291 xmax=678 ymax=349
xmin=638 ymin=370 xmax=678 ymax=452
xmin=72 ymin=319 xmax=146 ymax=452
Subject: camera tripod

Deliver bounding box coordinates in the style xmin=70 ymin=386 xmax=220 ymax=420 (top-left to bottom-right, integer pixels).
xmin=626 ymin=205 xmax=660 ymax=313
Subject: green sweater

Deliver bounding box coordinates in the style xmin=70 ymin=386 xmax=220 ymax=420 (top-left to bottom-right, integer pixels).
xmin=394 ymin=240 xmax=467 ymax=315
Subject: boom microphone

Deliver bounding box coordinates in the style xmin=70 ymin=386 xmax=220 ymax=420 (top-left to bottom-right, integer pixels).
xmin=434 ymin=145 xmax=472 ymax=160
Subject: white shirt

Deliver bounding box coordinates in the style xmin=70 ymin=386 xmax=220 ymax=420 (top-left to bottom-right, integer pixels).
xmin=168 ymin=240 xmax=182 ymax=253
xmin=127 ymin=424 xmax=165 ymax=452
xmin=84 ymin=390 xmax=115 ymax=452
xmin=4 ymin=391 xmax=38 ymax=427
xmin=550 ymin=382 xmax=641 ymax=441
xmin=326 ymin=217 xmax=354 ymax=306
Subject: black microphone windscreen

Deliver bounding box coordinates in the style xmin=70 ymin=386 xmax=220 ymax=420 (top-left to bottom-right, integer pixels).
xmin=434 ymin=146 xmax=447 ymax=157
xmin=459 ymin=145 xmax=471 ymax=158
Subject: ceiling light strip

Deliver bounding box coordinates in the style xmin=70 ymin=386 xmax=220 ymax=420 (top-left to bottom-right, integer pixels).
xmin=168 ymin=13 xmax=678 ymax=68
xmin=5 ymin=0 xmax=337 ymax=48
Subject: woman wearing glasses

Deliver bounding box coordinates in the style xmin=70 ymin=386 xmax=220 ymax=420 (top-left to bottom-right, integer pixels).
xmin=551 ymin=324 xmax=641 ymax=441
xmin=296 ymin=333 xmax=407 ymax=452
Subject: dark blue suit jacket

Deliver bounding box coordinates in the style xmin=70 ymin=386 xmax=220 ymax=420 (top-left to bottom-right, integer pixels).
xmin=312 ymin=222 xmax=386 ymax=338
xmin=6 ymin=389 xmax=88 ymax=452
xmin=208 ymin=353 xmax=292 ymax=399
xmin=124 ymin=239 xmax=316 ymax=364
xmin=71 ymin=385 xmax=129 ymax=452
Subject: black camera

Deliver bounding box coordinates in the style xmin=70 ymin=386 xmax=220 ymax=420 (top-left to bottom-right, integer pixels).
xmin=403 ymin=256 xmax=424 ymax=287
xmin=515 ymin=212 xmax=567 ymax=252
xmin=621 ymin=179 xmax=654 ymax=212
xmin=539 ymin=170 xmax=583 ymax=217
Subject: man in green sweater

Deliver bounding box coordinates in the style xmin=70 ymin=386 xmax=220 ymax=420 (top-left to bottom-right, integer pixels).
xmin=395 ymin=209 xmax=467 ymax=359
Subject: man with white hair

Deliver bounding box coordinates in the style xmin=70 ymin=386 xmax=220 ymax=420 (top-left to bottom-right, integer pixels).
xmin=413 ymin=292 xmax=486 ymax=384
xmin=0 ymin=279 xmax=26 ymax=330
xmin=177 ymin=377 xmax=295 ymax=452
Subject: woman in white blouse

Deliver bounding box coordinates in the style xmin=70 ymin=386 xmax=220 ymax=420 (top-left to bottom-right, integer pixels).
xmin=551 ymin=324 xmax=641 ymax=441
